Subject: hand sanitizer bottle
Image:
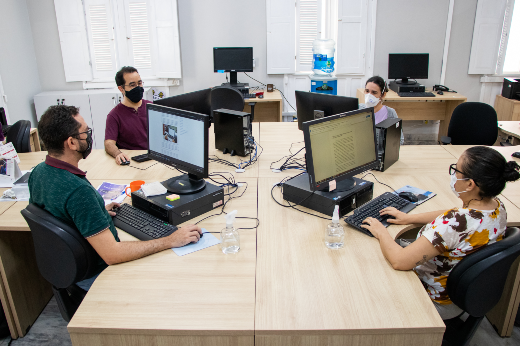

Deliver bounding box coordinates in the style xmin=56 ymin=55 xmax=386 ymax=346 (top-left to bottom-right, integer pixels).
xmin=325 ymin=205 xmax=344 ymax=249
xmin=221 ymin=210 xmax=240 ymax=254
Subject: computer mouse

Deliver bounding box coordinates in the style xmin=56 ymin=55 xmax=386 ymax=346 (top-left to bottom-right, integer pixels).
xmin=259 ymin=94 xmax=264 ymax=99
xmin=398 ymin=192 xmax=419 ymax=203
xmin=513 ymin=152 xmax=520 ymax=159
xmin=120 ymin=159 xmax=130 ymax=166
xmin=437 ymin=91 xmax=444 ymax=95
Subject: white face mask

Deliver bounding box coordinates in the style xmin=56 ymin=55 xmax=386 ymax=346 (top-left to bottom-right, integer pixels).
xmin=364 ymin=93 xmax=380 ymax=108
xmin=450 ymin=172 xmax=469 ymax=197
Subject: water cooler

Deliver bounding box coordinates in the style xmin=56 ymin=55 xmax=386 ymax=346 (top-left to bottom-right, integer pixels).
xmin=310 ymin=39 xmax=337 ymax=95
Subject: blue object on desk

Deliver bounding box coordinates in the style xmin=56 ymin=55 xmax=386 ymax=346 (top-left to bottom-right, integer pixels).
xmin=172 ymin=228 xmax=221 ymax=256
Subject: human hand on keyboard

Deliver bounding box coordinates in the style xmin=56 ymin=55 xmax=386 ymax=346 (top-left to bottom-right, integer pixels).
xmin=168 ymin=224 xmax=203 ymax=247
xmin=379 ymin=207 xmax=410 ymax=225
xmin=360 ymin=217 xmax=386 ymax=239
xmin=106 ymin=202 xmax=121 ymax=217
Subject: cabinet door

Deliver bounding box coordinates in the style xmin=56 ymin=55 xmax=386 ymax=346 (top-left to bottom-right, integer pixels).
xmin=62 ymin=94 xmax=95 ymax=144
xmin=34 ymin=94 xmax=62 ymax=121
xmin=89 ymin=92 xmax=120 ymax=150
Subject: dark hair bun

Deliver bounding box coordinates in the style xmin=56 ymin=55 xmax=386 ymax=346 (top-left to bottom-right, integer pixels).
xmin=504 ymin=161 xmax=520 ymax=182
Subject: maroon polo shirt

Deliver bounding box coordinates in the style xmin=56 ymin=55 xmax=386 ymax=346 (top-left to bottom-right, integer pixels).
xmin=105 ymin=100 xmax=151 ymax=150
xmin=45 ymin=155 xmax=87 ymax=176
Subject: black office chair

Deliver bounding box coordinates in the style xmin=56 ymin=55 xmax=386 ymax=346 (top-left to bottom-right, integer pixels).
xmin=442 ymin=227 xmax=520 ymax=346
xmin=210 ymin=86 xmax=245 ymax=116
xmin=21 ymin=204 xmax=101 ymax=322
xmin=5 ymin=120 xmax=31 ymax=152
xmin=440 ymin=102 xmax=497 ymax=145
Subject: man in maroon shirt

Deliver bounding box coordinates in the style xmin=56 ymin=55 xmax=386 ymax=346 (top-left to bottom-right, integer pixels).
xmin=105 ymin=66 xmax=151 ymax=165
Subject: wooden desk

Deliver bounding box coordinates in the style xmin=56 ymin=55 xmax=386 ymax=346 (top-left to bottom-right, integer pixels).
xmin=243 ymin=89 xmax=283 ymax=122
xmin=1 ymin=128 xmax=40 ymax=152
xmin=356 ymin=88 xmax=467 ymax=142
xmin=495 ymin=95 xmax=520 ymax=121
xmin=498 ymin=121 xmax=520 ymax=145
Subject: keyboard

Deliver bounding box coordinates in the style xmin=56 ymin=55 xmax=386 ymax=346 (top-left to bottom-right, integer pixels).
xmin=131 ymin=153 xmax=151 ymax=162
xmin=344 ymin=192 xmax=416 ymax=237
xmin=398 ymin=92 xmax=436 ymax=97
xmin=243 ymin=93 xmax=257 ymax=99
xmin=112 ymin=204 xmax=178 ymax=241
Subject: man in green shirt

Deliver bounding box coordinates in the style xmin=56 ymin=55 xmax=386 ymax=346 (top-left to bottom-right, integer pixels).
xmin=29 ymin=105 xmax=202 ymax=290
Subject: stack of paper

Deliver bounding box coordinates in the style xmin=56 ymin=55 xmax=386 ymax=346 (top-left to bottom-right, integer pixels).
xmin=141 ymin=181 xmax=167 ymax=197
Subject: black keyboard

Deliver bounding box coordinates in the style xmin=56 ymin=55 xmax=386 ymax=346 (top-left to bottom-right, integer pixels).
xmin=112 ymin=204 xmax=178 ymax=241
xmin=243 ymin=93 xmax=256 ymax=99
xmin=398 ymin=92 xmax=436 ymax=97
xmin=131 ymin=153 xmax=151 ymax=162
xmin=344 ymin=192 xmax=416 ymax=237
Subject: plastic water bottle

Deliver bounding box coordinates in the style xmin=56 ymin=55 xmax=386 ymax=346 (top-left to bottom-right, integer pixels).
xmin=221 ymin=210 xmax=240 ymax=254
xmin=325 ymin=205 xmax=344 ymax=249
xmin=312 ymin=38 xmax=336 ymax=75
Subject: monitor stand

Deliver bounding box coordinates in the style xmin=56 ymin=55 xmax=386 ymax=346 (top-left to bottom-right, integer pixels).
xmin=317 ymin=178 xmax=356 ymax=193
xmin=221 ymin=71 xmax=249 ymax=88
xmin=395 ymin=78 xmax=417 ymax=85
xmin=162 ymin=173 xmax=206 ymax=194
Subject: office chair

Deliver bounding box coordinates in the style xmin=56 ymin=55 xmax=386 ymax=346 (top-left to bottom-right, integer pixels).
xmin=5 ymin=120 xmax=31 ymax=152
xmin=440 ymin=102 xmax=497 ymax=145
xmin=21 ymin=204 xmax=101 ymax=322
xmin=442 ymin=227 xmax=520 ymax=346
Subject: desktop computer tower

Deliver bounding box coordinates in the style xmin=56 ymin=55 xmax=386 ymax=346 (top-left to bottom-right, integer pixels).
xmin=213 ymin=109 xmax=252 ymax=157
xmin=131 ymin=180 xmax=225 ymax=225
xmin=502 ymin=78 xmax=520 ymax=100
xmin=374 ymin=118 xmax=402 ymax=172
xmin=389 ymin=81 xmax=425 ymax=93
xmin=282 ymin=174 xmax=374 ymax=218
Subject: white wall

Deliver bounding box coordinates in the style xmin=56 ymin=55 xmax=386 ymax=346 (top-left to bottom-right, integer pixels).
xmin=373 ymin=0 xmax=449 ymax=88
xmin=0 ymin=0 xmax=42 ymax=125
xmin=444 ymin=0 xmax=481 ymax=102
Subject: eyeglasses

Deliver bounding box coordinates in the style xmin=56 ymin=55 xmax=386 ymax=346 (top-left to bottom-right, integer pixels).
xmin=449 ymin=163 xmax=479 ymax=186
xmin=124 ymin=80 xmax=144 ymax=88
xmin=72 ymin=128 xmax=92 ymax=139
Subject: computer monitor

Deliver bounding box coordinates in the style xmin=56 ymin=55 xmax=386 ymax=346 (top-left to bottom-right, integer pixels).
xmin=302 ymin=108 xmax=379 ymax=192
xmin=213 ymin=47 xmax=253 ymax=86
xmin=147 ymin=104 xmax=209 ymax=194
xmin=388 ymin=53 xmax=429 ymax=84
xmin=295 ymin=91 xmax=359 ymax=131
xmin=153 ymin=89 xmax=212 ymax=117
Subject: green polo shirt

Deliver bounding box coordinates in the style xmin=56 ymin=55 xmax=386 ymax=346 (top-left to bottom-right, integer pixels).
xmin=28 ymin=155 xmax=120 ymax=276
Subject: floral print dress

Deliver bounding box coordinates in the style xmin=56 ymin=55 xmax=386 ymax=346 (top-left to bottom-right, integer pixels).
xmin=413 ymin=199 xmax=507 ymax=304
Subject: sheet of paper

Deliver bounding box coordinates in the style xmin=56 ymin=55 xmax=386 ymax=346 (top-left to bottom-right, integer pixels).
xmin=96 ymin=182 xmax=129 ymax=206
xmin=172 ymin=228 xmax=221 ymax=256
xmin=0 ymin=170 xmax=32 ymax=189
xmin=141 ymin=181 xmax=167 ymax=197
xmin=0 ymin=143 xmax=20 ymax=163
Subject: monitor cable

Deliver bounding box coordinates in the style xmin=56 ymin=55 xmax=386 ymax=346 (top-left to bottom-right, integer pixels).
xmin=360 ymin=172 xmax=396 ymax=193
xmin=128 ymin=162 xmax=158 ymax=170
xmin=243 ymin=72 xmax=297 ymax=112
xmin=270 ymin=143 xmax=306 ymax=172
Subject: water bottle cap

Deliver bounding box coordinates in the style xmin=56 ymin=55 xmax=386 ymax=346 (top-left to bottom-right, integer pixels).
xmin=225 ymin=210 xmax=238 ymax=226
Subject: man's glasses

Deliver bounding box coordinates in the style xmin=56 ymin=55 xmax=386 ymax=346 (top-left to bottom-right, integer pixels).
xmin=124 ymin=80 xmax=144 ymax=88
xmin=72 ymin=128 xmax=92 ymax=139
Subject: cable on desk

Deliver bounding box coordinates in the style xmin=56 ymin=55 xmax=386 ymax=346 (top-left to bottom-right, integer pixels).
xmin=128 ymin=162 xmax=158 ymax=170
xmin=271 ymin=173 xmax=329 ymax=220
xmin=359 ymin=172 xmax=396 ymax=193
xmin=270 ymin=144 xmax=306 ymax=172
xmin=242 ymin=72 xmax=297 ymax=112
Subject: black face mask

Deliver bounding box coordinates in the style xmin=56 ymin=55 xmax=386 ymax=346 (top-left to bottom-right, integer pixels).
xmin=77 ymin=130 xmax=93 ymax=159
xmin=124 ymin=86 xmax=144 ymax=103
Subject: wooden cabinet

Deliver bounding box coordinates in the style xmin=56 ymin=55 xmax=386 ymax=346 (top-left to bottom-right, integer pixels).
xmin=495 ymin=95 xmax=520 ymax=121
xmin=34 ymin=89 xmax=150 ymax=150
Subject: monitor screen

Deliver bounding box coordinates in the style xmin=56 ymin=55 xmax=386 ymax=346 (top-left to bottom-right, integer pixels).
xmin=153 ymin=89 xmax=212 ymax=117
xmin=213 ymin=47 xmax=253 ymax=72
xmin=147 ymin=104 xmax=208 ymax=178
xmin=303 ymin=108 xmax=378 ymax=191
xmin=295 ymin=91 xmax=359 ymax=131
xmin=388 ymin=53 xmax=429 ymax=80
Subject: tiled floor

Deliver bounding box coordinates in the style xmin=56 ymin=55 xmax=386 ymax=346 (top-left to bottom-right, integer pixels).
xmin=0 ymin=297 xmax=518 ymax=345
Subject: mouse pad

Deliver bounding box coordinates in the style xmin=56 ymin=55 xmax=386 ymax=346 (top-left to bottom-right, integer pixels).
xmin=172 ymin=228 xmax=221 ymax=256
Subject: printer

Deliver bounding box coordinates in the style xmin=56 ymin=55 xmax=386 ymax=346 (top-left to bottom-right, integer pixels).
xmin=502 ymin=78 xmax=520 ymax=100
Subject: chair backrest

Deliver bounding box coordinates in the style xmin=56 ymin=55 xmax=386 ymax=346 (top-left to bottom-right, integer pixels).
xmin=210 ymin=86 xmax=245 ymax=120
xmin=21 ymin=204 xmax=100 ymax=289
xmin=447 ymin=102 xmax=497 ymax=145
xmin=447 ymin=227 xmax=520 ymax=317
xmin=6 ymin=120 xmax=31 ymax=152
xmin=0 ymin=108 xmax=7 ymax=126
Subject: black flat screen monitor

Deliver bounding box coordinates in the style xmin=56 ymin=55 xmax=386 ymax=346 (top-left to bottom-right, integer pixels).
xmin=302 ymin=108 xmax=379 ymax=192
xmin=213 ymin=47 xmax=253 ymax=86
xmin=153 ymin=89 xmax=212 ymax=117
xmin=147 ymin=104 xmax=209 ymax=194
xmin=388 ymin=53 xmax=429 ymax=84
xmin=295 ymin=91 xmax=359 ymax=131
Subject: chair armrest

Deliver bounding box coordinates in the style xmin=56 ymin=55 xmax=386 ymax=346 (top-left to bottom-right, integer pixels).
xmin=440 ymin=136 xmax=451 ymax=145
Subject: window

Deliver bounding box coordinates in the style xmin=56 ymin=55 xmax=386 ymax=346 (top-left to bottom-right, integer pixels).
xmin=296 ymin=0 xmax=319 ymax=71
xmin=503 ymin=0 xmax=520 ymax=73
xmin=54 ymin=0 xmax=181 ymax=84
